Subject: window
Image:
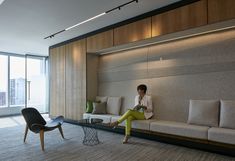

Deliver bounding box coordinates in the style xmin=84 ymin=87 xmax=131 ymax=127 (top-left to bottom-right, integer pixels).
xmin=26 ymin=57 xmax=47 ymax=113
xmin=10 ymin=56 xmax=25 ymax=107
xmin=0 ymin=54 xmax=48 ymax=116
xmin=0 ymin=55 xmax=8 ymax=108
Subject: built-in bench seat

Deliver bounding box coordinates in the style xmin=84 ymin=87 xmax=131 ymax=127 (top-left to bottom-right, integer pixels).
xmin=83 ymin=113 xmax=210 ymax=140
xmin=208 ymin=127 xmax=235 ymax=145
xmin=150 ymin=120 xmax=209 ymax=140
xmin=84 ymin=97 xmax=235 ymax=156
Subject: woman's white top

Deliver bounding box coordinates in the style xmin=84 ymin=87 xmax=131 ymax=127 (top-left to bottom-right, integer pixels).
xmin=134 ymin=95 xmax=153 ymax=119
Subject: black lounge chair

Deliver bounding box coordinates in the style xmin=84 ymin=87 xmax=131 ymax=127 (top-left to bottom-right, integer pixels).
xmin=21 ymin=107 xmax=64 ymax=151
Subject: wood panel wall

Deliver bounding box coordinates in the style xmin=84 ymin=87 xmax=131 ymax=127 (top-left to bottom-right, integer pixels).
xmin=152 ymin=0 xmax=208 ymax=37
xmin=114 ymin=17 xmax=152 ymax=46
xmin=49 ymin=46 xmax=66 ymax=117
xmin=65 ymin=39 xmax=86 ymax=120
xmin=49 ymin=40 xmax=86 ymax=120
xmin=86 ymin=30 xmax=113 ymax=53
xmin=208 ymin=0 xmax=235 ymax=23
xmin=86 ymin=54 xmax=99 ymax=101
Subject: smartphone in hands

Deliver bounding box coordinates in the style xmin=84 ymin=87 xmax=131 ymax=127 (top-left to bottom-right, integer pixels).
xmin=133 ymin=105 xmax=147 ymax=111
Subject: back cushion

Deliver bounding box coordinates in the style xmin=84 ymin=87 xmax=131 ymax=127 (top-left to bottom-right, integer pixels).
xmin=96 ymin=96 xmax=108 ymax=103
xmin=92 ymin=102 xmax=107 ymax=114
xmin=220 ymin=100 xmax=235 ymax=129
xmin=107 ymin=97 xmax=122 ymax=115
xmin=188 ymin=100 xmax=219 ymax=127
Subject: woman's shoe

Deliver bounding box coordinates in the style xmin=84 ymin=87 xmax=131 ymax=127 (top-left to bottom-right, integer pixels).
xmin=122 ymin=135 xmax=130 ymax=144
xmin=109 ymin=121 xmax=119 ymax=129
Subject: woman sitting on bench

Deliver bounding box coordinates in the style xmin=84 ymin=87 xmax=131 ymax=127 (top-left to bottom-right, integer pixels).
xmin=110 ymin=84 xmax=153 ymax=144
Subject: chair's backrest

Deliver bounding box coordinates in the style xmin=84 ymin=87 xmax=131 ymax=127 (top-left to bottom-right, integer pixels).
xmin=21 ymin=107 xmax=46 ymax=131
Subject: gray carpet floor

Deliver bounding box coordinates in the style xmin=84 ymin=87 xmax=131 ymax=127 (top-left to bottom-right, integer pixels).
xmin=0 ymin=115 xmax=234 ymax=161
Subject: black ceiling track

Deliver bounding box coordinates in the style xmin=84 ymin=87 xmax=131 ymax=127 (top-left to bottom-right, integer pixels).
xmin=49 ymin=0 xmax=200 ymax=49
xmin=45 ymin=0 xmax=139 ymax=40
xmin=105 ymin=0 xmax=138 ymax=14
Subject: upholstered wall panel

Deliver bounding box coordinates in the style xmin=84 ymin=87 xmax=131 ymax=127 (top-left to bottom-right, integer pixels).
xmin=149 ymin=71 xmax=235 ymax=122
xmin=98 ymin=29 xmax=235 ymax=122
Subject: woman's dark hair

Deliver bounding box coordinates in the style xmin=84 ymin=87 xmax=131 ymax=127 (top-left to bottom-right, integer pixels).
xmin=137 ymin=84 xmax=147 ymax=93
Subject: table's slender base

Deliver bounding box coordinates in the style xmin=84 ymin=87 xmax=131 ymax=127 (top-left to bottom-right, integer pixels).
xmin=82 ymin=126 xmax=100 ymax=146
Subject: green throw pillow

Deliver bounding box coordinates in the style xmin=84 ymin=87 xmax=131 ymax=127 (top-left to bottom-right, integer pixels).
xmin=86 ymin=100 xmax=93 ymax=113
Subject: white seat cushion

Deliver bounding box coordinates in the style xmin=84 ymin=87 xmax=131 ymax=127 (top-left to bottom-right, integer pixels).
xmin=83 ymin=113 xmax=117 ymax=123
xmin=107 ymin=97 xmax=122 ymax=115
xmin=83 ymin=113 xmax=91 ymax=119
xmin=150 ymin=120 xmax=209 ymax=139
xmin=208 ymin=127 xmax=235 ymax=145
xmin=131 ymin=120 xmax=154 ymax=131
xmin=220 ymin=100 xmax=235 ymax=129
xmin=111 ymin=116 xmax=154 ymax=131
xmin=188 ymin=100 xmax=219 ymax=127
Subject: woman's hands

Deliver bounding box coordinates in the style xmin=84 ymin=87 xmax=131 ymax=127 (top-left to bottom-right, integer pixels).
xmin=133 ymin=105 xmax=147 ymax=111
xmin=141 ymin=106 xmax=147 ymax=110
xmin=133 ymin=105 xmax=140 ymax=111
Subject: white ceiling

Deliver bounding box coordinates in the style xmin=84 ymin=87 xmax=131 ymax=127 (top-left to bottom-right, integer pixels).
xmin=0 ymin=0 xmax=180 ymax=56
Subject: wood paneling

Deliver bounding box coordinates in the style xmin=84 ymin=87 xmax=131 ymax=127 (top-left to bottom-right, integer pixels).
xmin=152 ymin=0 xmax=208 ymax=37
xmin=49 ymin=40 xmax=86 ymax=121
xmin=114 ymin=18 xmax=152 ymax=46
xmin=86 ymin=30 xmax=113 ymax=53
xmin=49 ymin=46 xmax=66 ymax=117
xmin=208 ymin=0 xmax=235 ymax=23
xmin=65 ymin=39 xmax=86 ymax=120
xmin=86 ymin=54 xmax=99 ymax=101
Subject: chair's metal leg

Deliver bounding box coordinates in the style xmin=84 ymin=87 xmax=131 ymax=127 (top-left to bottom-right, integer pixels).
xmin=58 ymin=126 xmax=65 ymax=139
xmin=39 ymin=130 xmax=44 ymax=151
xmin=24 ymin=125 xmax=29 ymax=143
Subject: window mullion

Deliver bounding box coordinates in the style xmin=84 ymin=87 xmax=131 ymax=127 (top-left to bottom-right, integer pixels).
xmin=7 ymin=55 xmax=10 ymax=108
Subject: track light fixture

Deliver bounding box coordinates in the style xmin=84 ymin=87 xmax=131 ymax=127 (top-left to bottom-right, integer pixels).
xmin=44 ymin=0 xmax=138 ymax=39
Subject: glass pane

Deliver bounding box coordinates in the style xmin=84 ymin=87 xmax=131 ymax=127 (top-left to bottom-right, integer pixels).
xmin=0 ymin=55 xmax=8 ymax=108
xmin=10 ymin=56 xmax=25 ymax=107
xmin=27 ymin=57 xmax=47 ymax=113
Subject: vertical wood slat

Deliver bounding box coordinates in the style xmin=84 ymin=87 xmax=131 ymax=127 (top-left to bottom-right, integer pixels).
xmin=65 ymin=39 xmax=86 ymax=120
xmin=208 ymin=0 xmax=235 ymax=23
xmin=49 ymin=46 xmax=66 ymax=117
xmin=152 ymin=0 xmax=208 ymax=37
